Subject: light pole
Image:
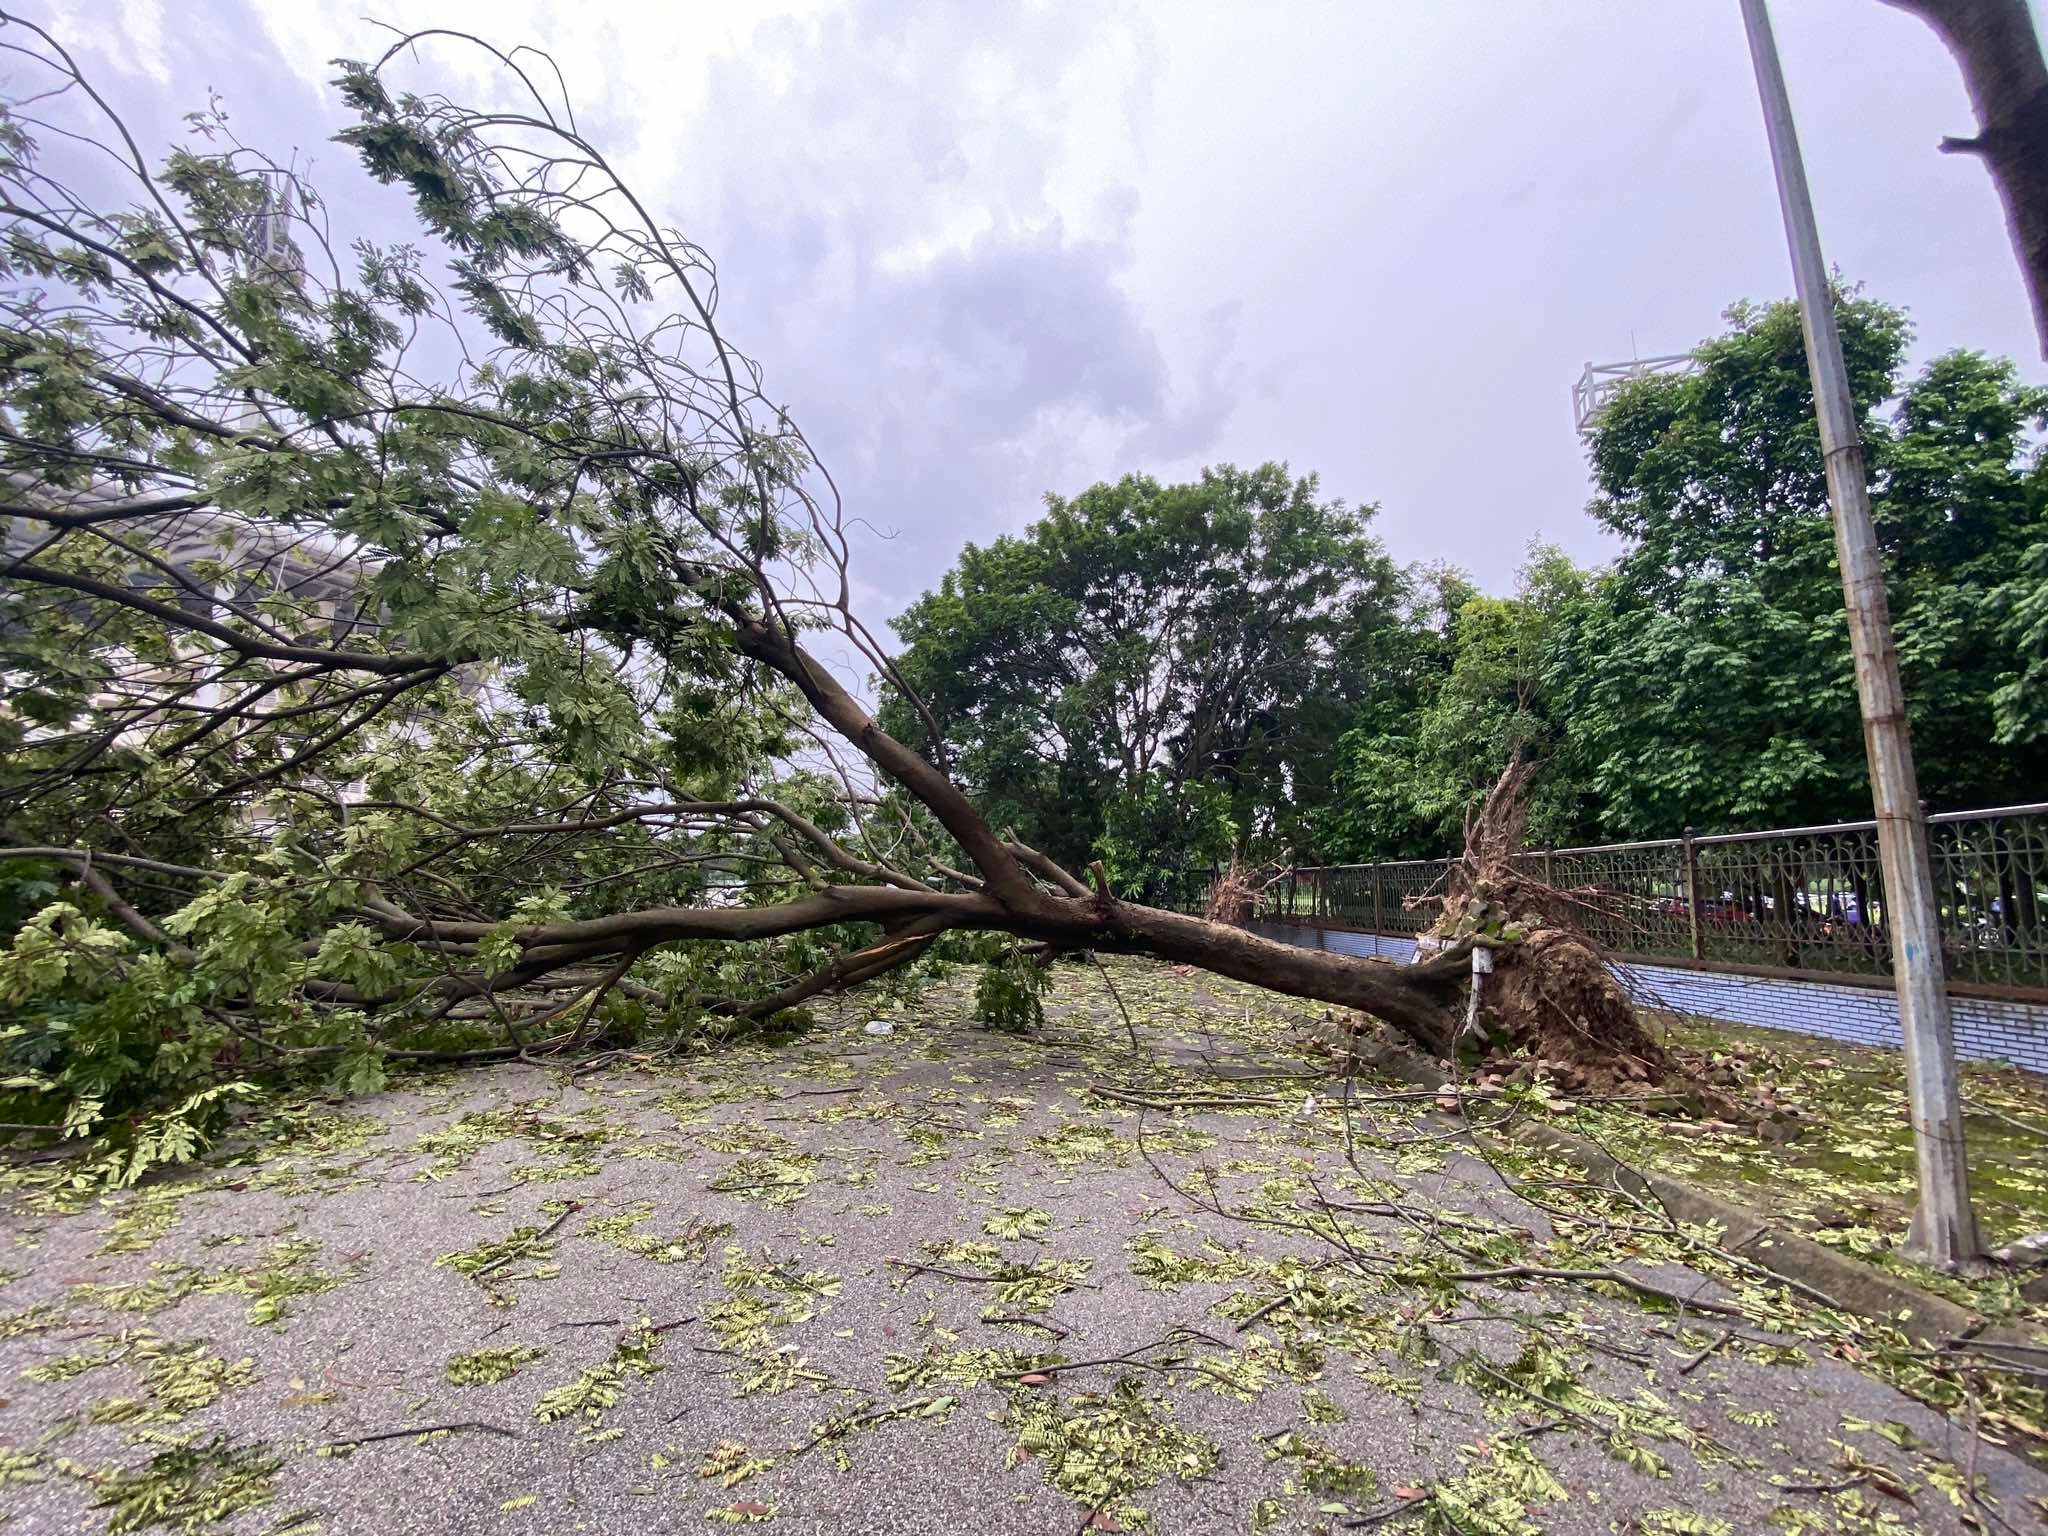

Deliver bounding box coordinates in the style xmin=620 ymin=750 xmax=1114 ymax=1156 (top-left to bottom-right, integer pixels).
xmin=1738 ymin=0 xmax=1982 ymax=1265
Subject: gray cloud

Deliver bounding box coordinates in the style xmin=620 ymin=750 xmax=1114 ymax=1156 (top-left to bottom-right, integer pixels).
xmin=669 ymin=0 xmax=1232 ymax=602
xmin=33 ymin=0 xmax=2048 ymax=620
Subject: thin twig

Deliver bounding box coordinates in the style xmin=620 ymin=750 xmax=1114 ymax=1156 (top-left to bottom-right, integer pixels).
xmin=1090 ymin=954 xmax=1146 ymax=1060
xmin=785 ymin=1395 xmax=956 ymax=1459
xmin=1338 ymin=1498 xmax=1431 ymax=1530
xmin=1448 ymin=1264 xmax=1748 ymax=1318
xmin=318 ymin=1420 xmax=524 ymax=1452
xmin=1679 ymin=1327 xmax=1736 ymax=1375
xmin=1777 ymin=1474 xmax=1867 ymax=1496
xmin=1234 ymin=1294 xmax=1293 ymax=1333
xmin=884 ymin=1257 xmax=1095 ymax=1290
xmin=471 ymin=1200 xmax=582 ymax=1278
xmin=981 ymin=1314 xmax=1070 ymax=1340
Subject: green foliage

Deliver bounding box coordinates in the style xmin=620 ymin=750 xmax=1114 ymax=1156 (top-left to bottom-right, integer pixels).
xmin=971 ymin=939 xmax=1053 ymax=1035
xmin=912 ymin=1235 xmax=1091 ymax=1312
xmin=1007 ymin=1375 xmax=1221 ymax=1513
xmin=447 ymin=1344 xmax=547 ymax=1386
xmin=887 ymin=463 xmax=1406 ymax=877
xmin=91 ymin=1433 xmax=281 ymax=1536
xmin=190 ymin=1237 xmax=349 ymax=1328
xmin=982 ymin=1207 xmax=1053 ymax=1241
xmin=1313 ymin=550 xmax=1591 ymax=859
xmin=1551 ymin=295 xmax=2048 ymax=839
xmin=1321 ymin=291 xmax=2048 ymax=855
xmin=1260 ymin=1429 xmax=1377 ymax=1501
xmin=532 ymin=1321 xmax=662 ymax=1425
xmin=438 ymin=1223 xmax=565 ymax=1286
xmin=582 ymin=1201 xmax=733 ymax=1264
xmin=0 ymin=40 xmax=933 ymax=1167
xmin=23 ymin=1330 xmax=254 ymax=1425
xmin=0 ymin=881 xmax=314 ymax=1183
xmin=1093 ymin=773 xmax=1237 ymax=897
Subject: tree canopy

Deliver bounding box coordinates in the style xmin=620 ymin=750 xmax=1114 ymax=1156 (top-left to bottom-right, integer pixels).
xmin=0 ymin=22 xmax=1471 ymax=1181
xmin=1309 ymin=551 xmax=1591 ymax=861
xmin=884 ymin=293 xmax=2048 ymax=875
xmin=884 ymin=465 xmax=1404 ymax=892
xmin=1550 ymin=296 xmax=2048 ymax=841
xmin=1314 ymin=294 xmax=2048 ymax=859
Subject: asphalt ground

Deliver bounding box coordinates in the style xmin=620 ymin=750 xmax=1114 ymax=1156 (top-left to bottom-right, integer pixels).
xmin=3 ymin=960 xmax=2042 ymax=1535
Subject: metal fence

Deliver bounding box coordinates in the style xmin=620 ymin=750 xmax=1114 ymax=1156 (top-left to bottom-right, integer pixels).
xmin=1134 ymin=865 xmax=1219 ymax=916
xmin=1254 ymin=802 xmax=2048 ymax=1001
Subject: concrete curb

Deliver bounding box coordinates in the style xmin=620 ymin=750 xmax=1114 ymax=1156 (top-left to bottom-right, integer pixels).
xmin=1499 ymin=1117 xmax=1985 ymax=1344
xmin=1349 ymin=1036 xmax=2040 ymax=1351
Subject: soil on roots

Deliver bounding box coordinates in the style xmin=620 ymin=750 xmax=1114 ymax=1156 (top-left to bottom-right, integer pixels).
xmin=1203 ymin=859 xmax=1263 ymax=927
xmin=1482 ymin=928 xmax=1676 ymax=1092
xmin=1424 ymin=762 xmax=1744 ymax=1115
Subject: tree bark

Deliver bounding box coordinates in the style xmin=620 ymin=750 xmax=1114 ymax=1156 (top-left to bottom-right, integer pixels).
xmin=1042 ymin=899 xmax=1471 ymax=1052
xmin=1883 ymin=0 xmax=2048 ymax=358
xmin=354 ymin=878 xmax=1470 ymax=1054
xmin=719 ymin=612 xmax=1471 ymax=1048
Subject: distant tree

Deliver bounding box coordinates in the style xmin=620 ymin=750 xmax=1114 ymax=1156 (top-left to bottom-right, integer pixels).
xmin=1313 ymin=295 xmax=2048 ymax=857
xmin=1311 ymin=548 xmax=1595 ymax=862
xmin=1549 ymin=295 xmax=2048 ymax=839
xmin=1884 ymin=348 xmax=2048 ymax=753
xmin=885 ymin=465 xmax=1407 ymax=883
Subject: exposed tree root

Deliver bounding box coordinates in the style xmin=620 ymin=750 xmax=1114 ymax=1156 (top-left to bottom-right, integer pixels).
xmin=1480 ymin=928 xmax=1678 ymax=1093
xmin=1203 ymin=858 xmax=1271 ymax=927
xmin=1412 ymin=763 xmax=1754 ymax=1120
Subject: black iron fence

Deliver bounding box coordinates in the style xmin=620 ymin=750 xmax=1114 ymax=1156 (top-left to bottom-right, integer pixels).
xmin=1252 ymin=802 xmax=2048 ymax=1000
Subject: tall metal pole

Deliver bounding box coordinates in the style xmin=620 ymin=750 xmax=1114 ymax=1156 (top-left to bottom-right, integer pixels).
xmin=1739 ymin=0 xmax=1981 ymax=1264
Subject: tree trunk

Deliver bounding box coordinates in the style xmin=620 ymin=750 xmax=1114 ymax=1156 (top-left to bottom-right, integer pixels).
xmin=1031 ymin=899 xmax=1472 ymax=1053
xmin=1884 ymin=0 xmax=2048 ymax=358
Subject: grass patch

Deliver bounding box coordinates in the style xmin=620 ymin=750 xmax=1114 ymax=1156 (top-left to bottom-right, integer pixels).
xmin=1549 ymin=1014 xmax=2048 ymax=1323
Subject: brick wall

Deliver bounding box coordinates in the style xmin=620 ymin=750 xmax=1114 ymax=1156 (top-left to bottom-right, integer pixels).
xmin=1248 ymin=922 xmax=2048 ymax=1075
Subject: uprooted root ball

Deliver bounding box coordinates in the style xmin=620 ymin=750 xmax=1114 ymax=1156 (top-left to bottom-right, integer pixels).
xmin=1203 ymin=859 xmax=1263 ymax=927
xmin=1478 ymin=927 xmax=1675 ymax=1090
xmin=1416 ymin=762 xmax=1753 ymax=1121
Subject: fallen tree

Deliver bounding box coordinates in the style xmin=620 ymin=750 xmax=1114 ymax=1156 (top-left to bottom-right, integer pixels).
xmin=0 ymin=22 xmax=1579 ymax=1169
xmin=1417 ymin=763 xmax=1679 ymax=1091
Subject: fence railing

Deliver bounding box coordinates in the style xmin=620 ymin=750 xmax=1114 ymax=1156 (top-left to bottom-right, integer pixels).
xmin=1253 ymin=802 xmax=2048 ymax=999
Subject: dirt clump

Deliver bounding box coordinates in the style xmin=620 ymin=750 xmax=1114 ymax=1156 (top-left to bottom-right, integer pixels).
xmin=1418 ymin=763 xmax=1756 ymax=1121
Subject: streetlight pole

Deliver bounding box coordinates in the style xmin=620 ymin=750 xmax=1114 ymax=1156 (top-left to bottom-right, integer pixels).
xmin=1738 ymin=0 xmax=1982 ymax=1265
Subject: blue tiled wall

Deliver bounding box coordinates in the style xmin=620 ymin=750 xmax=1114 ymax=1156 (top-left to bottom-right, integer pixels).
xmin=1248 ymin=922 xmax=2048 ymax=1075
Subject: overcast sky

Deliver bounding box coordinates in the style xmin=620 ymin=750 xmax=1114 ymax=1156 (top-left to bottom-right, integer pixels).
xmin=41 ymin=0 xmax=2048 ymax=615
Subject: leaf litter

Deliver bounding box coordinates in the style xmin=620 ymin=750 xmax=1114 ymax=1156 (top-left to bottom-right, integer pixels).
xmin=0 ymin=959 xmax=2042 ymax=1532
